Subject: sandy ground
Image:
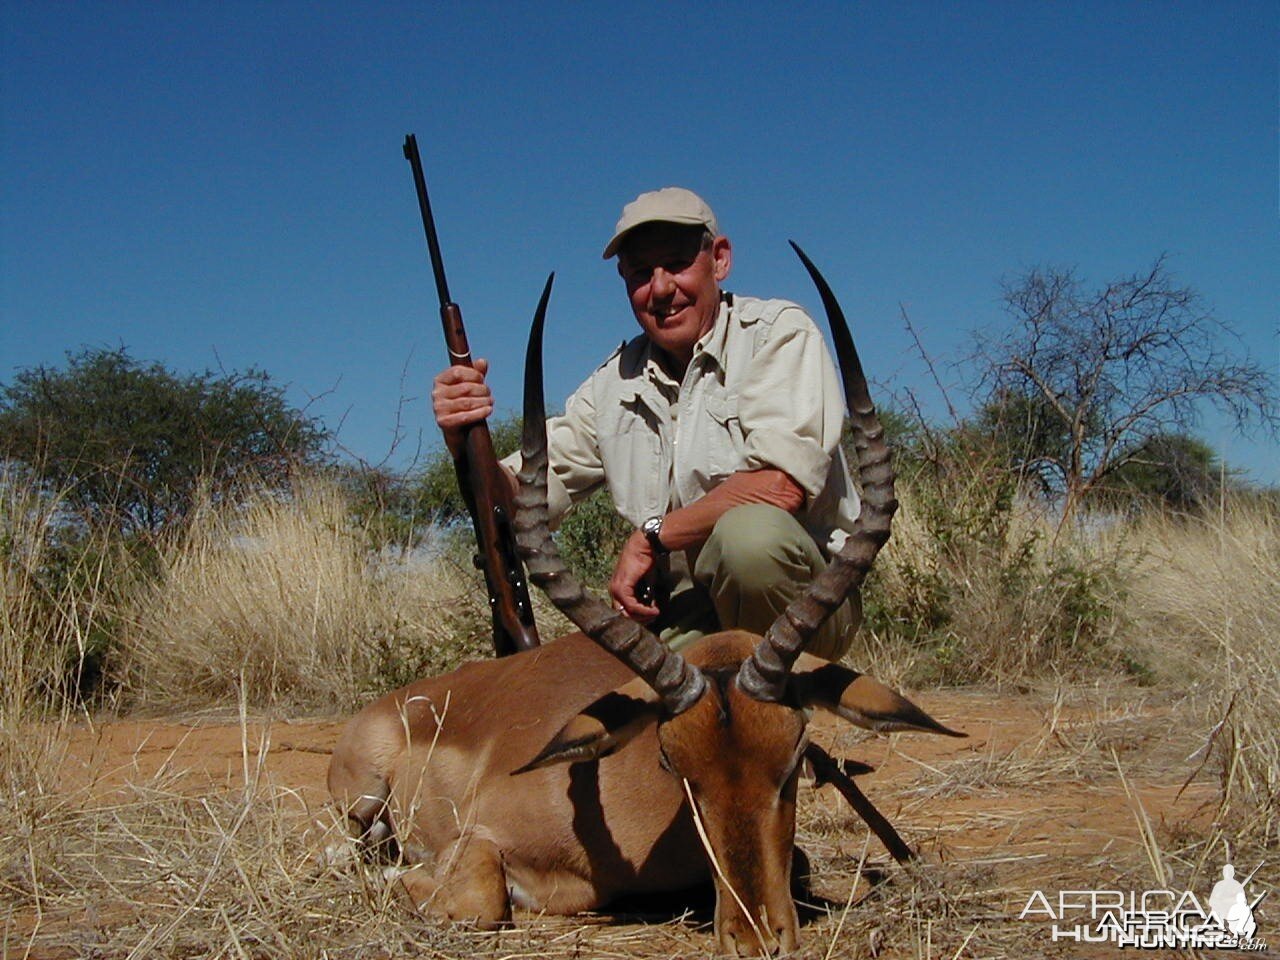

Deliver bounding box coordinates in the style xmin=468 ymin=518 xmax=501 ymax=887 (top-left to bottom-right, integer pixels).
xmin=10 ymin=685 xmax=1267 ymax=959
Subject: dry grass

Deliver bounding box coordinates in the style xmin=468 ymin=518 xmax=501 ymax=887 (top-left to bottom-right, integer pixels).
xmin=1126 ymin=499 xmax=1280 ymax=848
xmin=896 ymin=687 xmax=1163 ymax=800
xmin=1 ymin=470 xmax=111 ymax=824
xmin=120 ymin=481 xmax=496 ymax=713
xmin=1 ymin=469 xmax=118 ymax=727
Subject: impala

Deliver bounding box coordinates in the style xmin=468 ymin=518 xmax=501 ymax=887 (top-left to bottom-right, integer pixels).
xmin=329 ymin=245 xmax=964 ymax=956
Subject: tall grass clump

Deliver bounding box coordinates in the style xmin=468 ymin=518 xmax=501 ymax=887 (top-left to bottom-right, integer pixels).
xmin=0 ymin=467 xmax=139 ymax=724
xmin=2 ymin=472 xmax=73 ymax=727
xmin=1126 ymin=497 xmax=1280 ymax=847
xmin=857 ymin=441 xmax=1126 ymax=685
xmin=123 ymin=479 xmax=492 ymax=712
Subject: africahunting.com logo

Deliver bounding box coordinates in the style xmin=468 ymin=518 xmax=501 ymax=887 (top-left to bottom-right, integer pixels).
xmin=1019 ymin=863 xmax=1268 ymax=950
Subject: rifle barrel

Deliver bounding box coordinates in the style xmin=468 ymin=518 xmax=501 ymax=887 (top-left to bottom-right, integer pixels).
xmin=403 ymin=134 xmax=452 ymax=309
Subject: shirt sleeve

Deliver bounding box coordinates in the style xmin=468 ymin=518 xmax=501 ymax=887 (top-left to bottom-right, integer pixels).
xmin=736 ymin=307 xmax=846 ymax=499
xmin=500 ymin=374 xmax=605 ymax=528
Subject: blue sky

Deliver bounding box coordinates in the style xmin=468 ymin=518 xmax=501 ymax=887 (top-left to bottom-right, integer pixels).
xmin=3 ymin=1 xmax=1277 ymax=482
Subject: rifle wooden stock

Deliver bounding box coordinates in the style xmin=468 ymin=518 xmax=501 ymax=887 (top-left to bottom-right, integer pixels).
xmin=403 ymin=134 xmax=540 ymax=656
xmin=445 ymin=306 xmax=539 ymax=656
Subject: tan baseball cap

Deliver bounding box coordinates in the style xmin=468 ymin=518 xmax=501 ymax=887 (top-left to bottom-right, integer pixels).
xmin=602 ymin=187 xmax=719 ymax=259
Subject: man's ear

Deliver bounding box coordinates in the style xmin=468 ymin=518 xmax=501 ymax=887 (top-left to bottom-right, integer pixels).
xmin=711 ymin=235 xmax=732 ymax=281
xmin=512 ymin=676 xmax=663 ymax=774
xmin=790 ymin=654 xmax=966 ymax=738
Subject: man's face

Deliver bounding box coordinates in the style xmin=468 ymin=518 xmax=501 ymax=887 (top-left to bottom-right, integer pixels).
xmin=617 ymin=223 xmax=732 ymax=367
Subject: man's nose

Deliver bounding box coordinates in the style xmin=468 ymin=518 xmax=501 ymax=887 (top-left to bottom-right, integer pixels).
xmin=649 ymin=266 xmax=675 ymax=299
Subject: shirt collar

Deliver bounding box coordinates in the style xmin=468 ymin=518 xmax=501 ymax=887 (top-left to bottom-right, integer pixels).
xmin=693 ymin=292 xmax=734 ymax=370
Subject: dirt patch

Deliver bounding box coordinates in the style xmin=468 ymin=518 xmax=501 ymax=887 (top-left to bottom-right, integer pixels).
xmin=56 ymin=716 xmax=343 ymax=805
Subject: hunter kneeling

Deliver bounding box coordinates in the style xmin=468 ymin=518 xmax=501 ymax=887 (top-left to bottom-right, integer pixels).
xmin=432 ymin=187 xmax=861 ymax=659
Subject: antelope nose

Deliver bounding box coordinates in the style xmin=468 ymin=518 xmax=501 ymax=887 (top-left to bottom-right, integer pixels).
xmin=722 ymin=927 xmax=786 ymax=957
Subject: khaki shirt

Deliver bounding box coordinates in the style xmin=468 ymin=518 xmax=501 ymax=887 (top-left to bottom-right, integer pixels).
xmin=508 ymin=293 xmax=860 ymax=555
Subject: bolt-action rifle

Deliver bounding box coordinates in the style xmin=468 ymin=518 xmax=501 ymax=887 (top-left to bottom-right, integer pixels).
xmin=403 ymin=133 xmax=541 ymax=656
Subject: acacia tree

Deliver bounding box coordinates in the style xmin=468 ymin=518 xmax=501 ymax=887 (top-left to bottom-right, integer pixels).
xmin=972 ymin=257 xmax=1276 ymax=525
xmin=0 ymin=347 xmax=328 ymax=538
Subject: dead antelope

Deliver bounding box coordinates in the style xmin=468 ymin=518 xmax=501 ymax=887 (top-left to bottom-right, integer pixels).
xmin=328 ymin=245 xmax=964 ymax=956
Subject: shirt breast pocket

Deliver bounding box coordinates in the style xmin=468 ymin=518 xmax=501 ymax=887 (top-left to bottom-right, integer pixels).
xmin=598 ymin=409 xmax=663 ymax=523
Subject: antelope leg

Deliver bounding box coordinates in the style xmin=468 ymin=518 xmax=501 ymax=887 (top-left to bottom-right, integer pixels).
xmin=398 ymin=835 xmax=511 ymax=929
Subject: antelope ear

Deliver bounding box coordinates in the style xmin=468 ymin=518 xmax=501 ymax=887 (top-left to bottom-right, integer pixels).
xmin=790 ymin=654 xmax=966 ymax=738
xmin=513 ymin=676 xmax=662 ymax=774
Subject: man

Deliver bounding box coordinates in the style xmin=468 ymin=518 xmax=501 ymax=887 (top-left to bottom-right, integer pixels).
xmin=433 ymin=187 xmax=861 ymax=658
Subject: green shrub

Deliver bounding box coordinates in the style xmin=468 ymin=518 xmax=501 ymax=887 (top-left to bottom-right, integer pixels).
xmin=857 ymin=430 xmax=1126 ymax=684
xmin=555 ymin=487 xmax=632 ymax=588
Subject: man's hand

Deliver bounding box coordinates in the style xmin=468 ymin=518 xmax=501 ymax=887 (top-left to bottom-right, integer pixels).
xmin=432 ymin=358 xmax=494 ymax=458
xmin=609 ymin=529 xmax=661 ymax=623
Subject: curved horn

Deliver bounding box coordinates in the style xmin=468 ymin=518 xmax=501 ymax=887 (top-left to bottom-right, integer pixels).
xmin=512 ymin=273 xmax=707 ymax=715
xmin=737 ymin=243 xmax=898 ymax=702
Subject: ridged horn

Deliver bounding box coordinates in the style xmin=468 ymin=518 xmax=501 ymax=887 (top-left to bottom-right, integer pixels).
xmin=737 ymin=243 xmax=898 ymax=702
xmin=512 ymin=273 xmax=707 ymax=715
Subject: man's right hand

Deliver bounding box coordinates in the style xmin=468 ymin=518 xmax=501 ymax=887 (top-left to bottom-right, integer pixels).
xmin=609 ymin=529 xmax=662 ymax=624
xmin=432 ymin=358 xmax=494 ymax=458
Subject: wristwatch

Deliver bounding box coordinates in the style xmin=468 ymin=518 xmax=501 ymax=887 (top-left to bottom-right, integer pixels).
xmin=641 ymin=515 xmax=669 ymax=556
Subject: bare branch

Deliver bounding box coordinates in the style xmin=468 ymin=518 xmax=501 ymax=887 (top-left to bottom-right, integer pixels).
xmin=900 ymin=304 xmax=959 ymax=424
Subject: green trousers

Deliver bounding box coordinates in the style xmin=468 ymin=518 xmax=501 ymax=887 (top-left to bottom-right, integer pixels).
xmin=657 ymin=503 xmax=860 ymax=662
